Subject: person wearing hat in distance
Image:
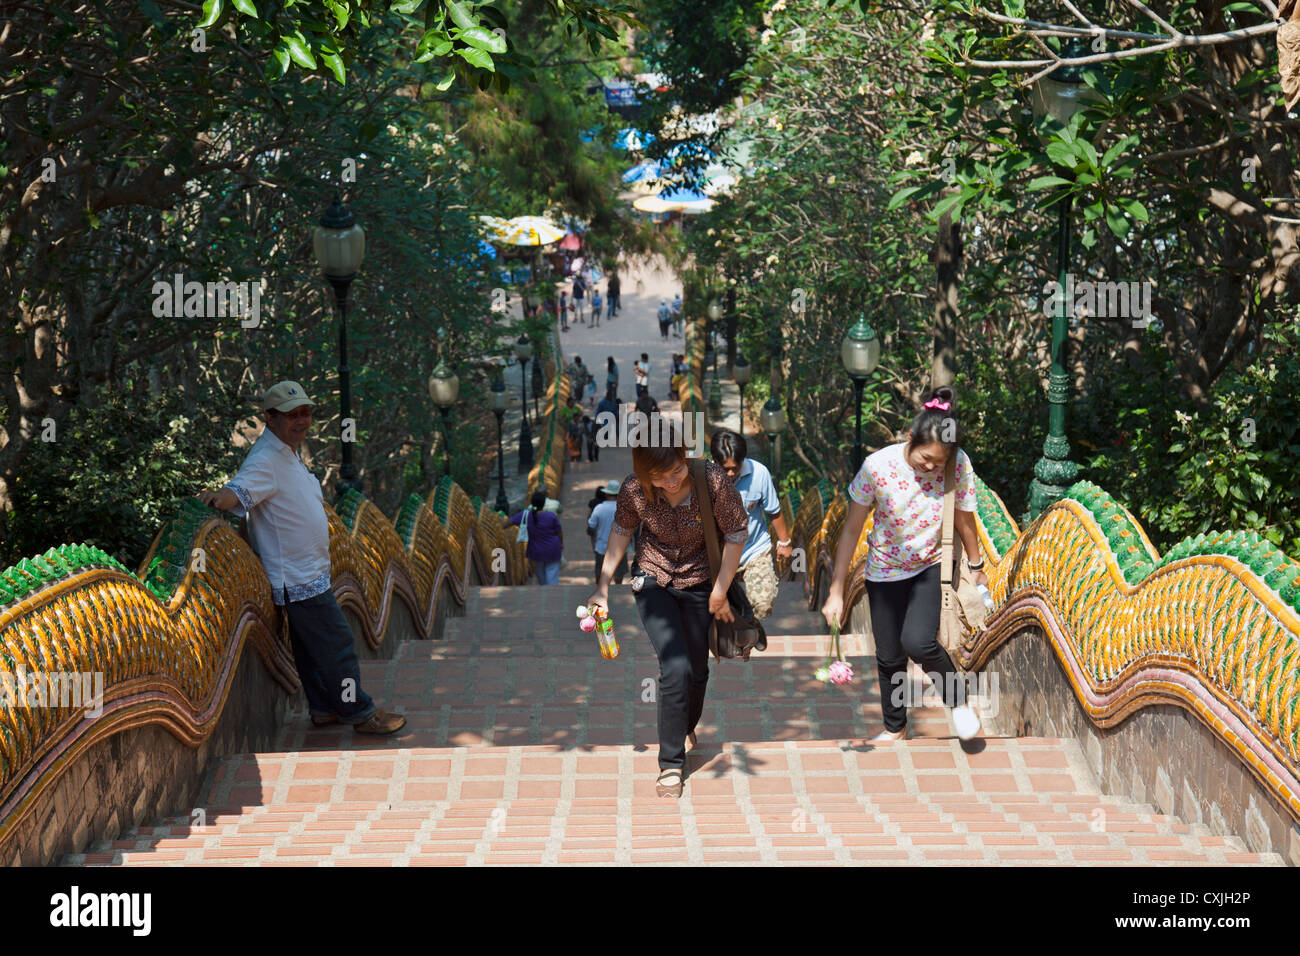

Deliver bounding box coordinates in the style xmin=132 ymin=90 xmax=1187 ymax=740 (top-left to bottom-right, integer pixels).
xmin=196 ymin=381 xmax=406 ymax=735
xmin=587 ymin=479 xmax=627 ymax=585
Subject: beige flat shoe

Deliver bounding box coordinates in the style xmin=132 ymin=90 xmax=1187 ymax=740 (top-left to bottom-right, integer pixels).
xmin=656 ymin=769 xmax=683 ymax=798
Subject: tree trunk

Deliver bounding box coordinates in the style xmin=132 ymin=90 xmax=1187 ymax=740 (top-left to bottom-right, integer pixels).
xmin=930 ymin=210 xmax=962 ymax=389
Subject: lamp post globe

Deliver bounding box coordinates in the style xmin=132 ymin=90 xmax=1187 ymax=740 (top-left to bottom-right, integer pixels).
xmin=314 ymin=195 xmax=367 ymax=500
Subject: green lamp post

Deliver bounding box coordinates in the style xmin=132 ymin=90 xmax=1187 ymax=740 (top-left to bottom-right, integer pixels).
xmin=1025 ymin=39 xmax=1097 ymax=521
xmin=428 ymin=358 xmax=460 ymax=478
xmin=760 ymin=396 xmax=788 ymax=484
xmin=840 ymin=314 xmax=881 ymax=470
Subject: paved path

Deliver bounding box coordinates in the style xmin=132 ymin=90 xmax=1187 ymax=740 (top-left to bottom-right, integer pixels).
xmin=62 ymin=255 xmax=1282 ymax=867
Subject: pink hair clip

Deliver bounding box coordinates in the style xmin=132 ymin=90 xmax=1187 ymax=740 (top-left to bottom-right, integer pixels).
xmin=923 ymin=399 xmax=951 ymax=411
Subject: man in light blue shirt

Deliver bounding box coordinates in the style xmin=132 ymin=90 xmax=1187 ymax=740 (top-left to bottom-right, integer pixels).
xmin=587 ymin=479 xmax=627 ymax=584
xmin=710 ymin=430 xmax=792 ymax=619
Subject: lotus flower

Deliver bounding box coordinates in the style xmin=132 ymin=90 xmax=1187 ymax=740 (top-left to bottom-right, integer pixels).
xmin=580 ymin=615 xmax=597 ymax=632
xmin=575 ymin=605 xmax=589 ymax=618
xmin=828 ymin=660 xmax=854 ymax=684
xmin=814 ymin=625 xmax=854 ymax=685
xmin=814 ymin=665 xmax=831 ymax=683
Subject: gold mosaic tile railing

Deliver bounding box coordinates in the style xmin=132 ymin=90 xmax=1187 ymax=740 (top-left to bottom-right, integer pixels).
xmin=0 ymin=472 xmax=533 ymax=849
xmin=787 ymin=474 xmax=1300 ymax=822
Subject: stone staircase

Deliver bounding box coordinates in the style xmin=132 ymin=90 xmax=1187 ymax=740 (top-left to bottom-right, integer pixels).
xmin=65 ymin=582 xmax=1281 ymax=866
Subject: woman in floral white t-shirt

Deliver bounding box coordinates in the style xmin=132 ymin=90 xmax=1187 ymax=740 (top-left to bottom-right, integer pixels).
xmin=821 ymin=387 xmax=989 ymax=742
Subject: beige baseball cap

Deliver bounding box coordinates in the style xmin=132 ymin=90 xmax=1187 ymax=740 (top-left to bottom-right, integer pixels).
xmin=262 ymin=381 xmax=313 ymax=413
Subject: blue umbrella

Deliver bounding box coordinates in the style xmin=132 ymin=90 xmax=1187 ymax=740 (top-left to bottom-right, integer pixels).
xmin=659 ymin=185 xmax=710 ymax=204
xmin=621 ymin=160 xmax=663 ymax=184
xmin=477 ymin=239 xmax=498 ymax=260
xmin=614 ymin=128 xmax=655 ymax=151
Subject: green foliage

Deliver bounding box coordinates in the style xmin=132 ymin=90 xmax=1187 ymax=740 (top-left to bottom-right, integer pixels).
xmin=1074 ymin=328 xmax=1300 ymax=559
xmin=6 ymin=378 xmax=244 ymax=567
xmin=206 ymin=0 xmax=639 ymax=91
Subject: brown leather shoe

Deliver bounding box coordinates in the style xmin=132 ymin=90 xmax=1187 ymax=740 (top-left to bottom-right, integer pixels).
xmin=352 ymin=709 xmax=406 ymax=735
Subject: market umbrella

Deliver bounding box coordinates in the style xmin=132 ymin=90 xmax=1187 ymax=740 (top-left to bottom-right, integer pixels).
xmin=491 ymin=215 xmax=566 ymax=246
xmin=559 ymin=231 xmax=582 ymax=251
xmin=614 ymin=128 xmax=655 ymax=151
xmin=633 ymin=186 xmax=714 ymax=214
xmin=621 ymin=160 xmax=663 ymax=184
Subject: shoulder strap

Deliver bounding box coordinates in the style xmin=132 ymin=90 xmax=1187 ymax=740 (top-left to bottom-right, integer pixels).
xmin=692 ymin=459 xmax=722 ymax=582
xmin=941 ymin=451 xmax=957 ymax=588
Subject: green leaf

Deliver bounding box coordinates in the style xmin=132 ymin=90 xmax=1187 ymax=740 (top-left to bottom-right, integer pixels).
xmin=458 ymin=26 xmax=507 ymax=53
xmin=886 ymin=185 xmax=924 ymax=210
xmin=1103 ymin=202 xmax=1130 ymax=238
xmin=321 ymin=51 xmax=345 ymax=83
xmin=1119 ymin=197 xmax=1149 ymax=223
xmin=1027 ymin=175 xmax=1071 ymax=190
xmin=199 ymin=0 xmax=224 ymax=29
xmin=271 ymin=41 xmax=291 ymax=76
xmin=1045 ymin=142 xmax=1077 ymax=167
xmin=392 ymin=0 xmax=424 ymax=13
xmin=445 ymin=0 xmax=477 ymax=30
xmin=324 ymin=0 xmax=349 ymax=29
xmin=456 ymin=45 xmax=494 ymax=70
xmin=435 ymin=69 xmax=456 ymax=91
xmin=284 ymin=35 xmax=318 ymax=69
xmin=230 ymin=0 xmax=257 ymax=16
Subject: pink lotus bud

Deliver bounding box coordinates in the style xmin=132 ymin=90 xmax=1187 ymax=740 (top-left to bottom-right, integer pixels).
xmin=580 ymin=616 xmax=597 ymax=632
xmin=828 ymin=660 xmax=854 ymax=685
xmin=575 ymin=605 xmax=589 ymax=618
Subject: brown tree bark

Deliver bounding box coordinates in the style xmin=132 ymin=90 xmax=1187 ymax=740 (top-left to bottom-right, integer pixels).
xmin=930 ymin=209 xmax=962 ymax=390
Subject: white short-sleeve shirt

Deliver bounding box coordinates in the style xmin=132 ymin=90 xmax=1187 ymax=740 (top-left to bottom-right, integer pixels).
xmin=847 ymin=443 xmax=977 ymax=582
xmin=224 ymin=428 xmax=332 ymax=605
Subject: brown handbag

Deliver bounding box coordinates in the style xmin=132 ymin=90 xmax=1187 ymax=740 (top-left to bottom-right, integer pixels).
xmin=937 ymin=451 xmax=990 ymax=670
xmin=691 ymin=459 xmax=767 ymax=661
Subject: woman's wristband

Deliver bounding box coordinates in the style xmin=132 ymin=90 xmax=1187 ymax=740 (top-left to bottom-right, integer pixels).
xmin=968 ymin=559 xmax=985 ymax=571
xmin=777 ymin=539 xmax=792 ymax=548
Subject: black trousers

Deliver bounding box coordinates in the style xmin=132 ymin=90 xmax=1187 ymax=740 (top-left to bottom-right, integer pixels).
xmin=632 ymin=572 xmax=713 ymax=770
xmin=866 ymin=562 xmax=965 ymax=733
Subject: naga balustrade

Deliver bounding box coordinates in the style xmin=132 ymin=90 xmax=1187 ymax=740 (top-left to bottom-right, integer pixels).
xmin=0 ymin=352 xmax=572 ymax=864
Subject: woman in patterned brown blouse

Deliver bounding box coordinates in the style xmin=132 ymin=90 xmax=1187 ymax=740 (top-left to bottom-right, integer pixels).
xmin=586 ymin=419 xmax=748 ymax=797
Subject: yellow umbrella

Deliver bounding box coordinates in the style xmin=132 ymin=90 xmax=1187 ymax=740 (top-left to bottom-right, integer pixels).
xmin=493 ymin=215 xmax=566 ymax=246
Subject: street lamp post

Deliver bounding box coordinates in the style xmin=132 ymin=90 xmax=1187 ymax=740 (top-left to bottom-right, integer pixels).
xmin=733 ymin=355 xmax=751 ymax=435
xmin=491 ymin=376 xmax=510 ymax=513
xmin=760 ymin=396 xmax=788 ymax=484
xmin=531 ymin=342 xmax=544 ymax=419
xmin=428 ymin=358 xmax=460 ymax=478
xmin=313 ymin=195 xmax=366 ymax=500
xmin=840 ymin=314 xmax=881 ymax=471
xmin=515 ymin=334 xmax=534 ymax=473
xmin=707 ymin=297 xmax=723 ymax=377
xmin=1026 ymin=39 xmax=1095 ymax=521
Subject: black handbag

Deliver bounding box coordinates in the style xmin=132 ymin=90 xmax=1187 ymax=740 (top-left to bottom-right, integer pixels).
xmin=691 ymin=459 xmax=768 ymax=661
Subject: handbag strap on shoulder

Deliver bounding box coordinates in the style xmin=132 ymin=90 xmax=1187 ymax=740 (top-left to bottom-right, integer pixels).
xmin=940 ymin=451 xmax=958 ymax=588
xmin=692 ymin=458 xmax=722 ymax=581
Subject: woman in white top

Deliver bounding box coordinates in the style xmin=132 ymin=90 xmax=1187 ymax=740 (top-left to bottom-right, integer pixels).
xmin=820 ymin=386 xmax=989 ymax=742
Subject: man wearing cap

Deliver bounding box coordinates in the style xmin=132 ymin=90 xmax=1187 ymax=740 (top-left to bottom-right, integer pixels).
xmin=587 ymin=480 xmax=627 ymax=585
xmin=197 ymin=381 xmax=406 ymax=735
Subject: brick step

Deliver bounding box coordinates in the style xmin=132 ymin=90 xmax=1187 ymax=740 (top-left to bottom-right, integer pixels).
xmin=67 ymin=789 xmax=1281 ymax=866
xmin=463 ymin=581 xmax=824 ymax=638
